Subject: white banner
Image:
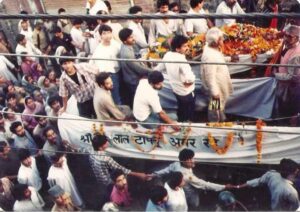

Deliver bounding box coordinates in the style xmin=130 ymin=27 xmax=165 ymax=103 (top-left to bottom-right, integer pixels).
xmin=58 ymin=113 xmax=300 ymax=164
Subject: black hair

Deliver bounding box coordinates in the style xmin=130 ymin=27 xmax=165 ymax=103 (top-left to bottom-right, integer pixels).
xmin=18 ymin=148 xmax=31 ymax=161
xmin=6 ymin=93 xmax=16 ymax=102
xmin=129 ymin=6 xmax=142 ymax=14
xmin=179 ymin=148 xmax=194 ymax=162
xmin=157 ymin=0 xmax=170 ymax=8
xmin=50 ymin=152 xmax=64 ymax=163
xmin=149 ymin=185 xmax=168 ymax=205
xmin=167 ymin=171 xmax=183 ymax=190
xmin=279 ymin=158 xmax=299 ymax=178
xmin=59 ymin=53 xmax=75 ymax=66
xmin=16 ymin=34 xmax=25 ymax=43
xmin=92 ymin=133 xmax=109 ymax=151
xmin=148 ymin=71 xmax=164 ymax=85
xmin=98 ymin=24 xmax=112 ymax=35
xmin=13 ymin=184 xmax=29 ymax=201
xmin=0 ymin=141 xmax=8 ymax=153
xmin=47 ymin=95 xmax=62 ymax=107
xmin=111 ymin=169 xmax=124 ymax=182
xmin=104 ymin=1 xmax=112 ymax=11
xmin=190 ymin=0 xmax=204 ymax=8
xmin=118 ymin=28 xmax=133 ymax=43
xmin=96 ymin=10 xmax=109 ymax=23
xmin=169 ymin=2 xmax=179 ymax=10
xmin=72 ymin=19 xmax=83 ymax=25
xmin=20 ymin=10 xmax=28 ymax=15
xmin=52 ymin=26 xmax=62 ymax=34
xmin=43 ymin=126 xmax=56 ymax=138
xmin=24 ymin=96 xmax=33 ymax=105
xmin=34 ymin=111 xmax=47 ymax=122
xmin=9 ymin=121 xmax=22 ymax=134
xmin=58 ymin=8 xmax=66 ymax=14
xmin=171 ymin=35 xmax=188 ymax=52
xmin=96 ymin=72 xmax=111 ymax=87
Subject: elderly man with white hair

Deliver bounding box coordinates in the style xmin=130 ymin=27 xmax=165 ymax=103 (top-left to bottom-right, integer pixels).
xmin=274 ymin=25 xmax=300 ymax=126
xmin=200 ymin=27 xmax=233 ymax=122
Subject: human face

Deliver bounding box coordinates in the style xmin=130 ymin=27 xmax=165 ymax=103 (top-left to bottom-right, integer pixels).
xmin=54 ymin=156 xmax=64 ymax=168
xmin=34 ymin=91 xmax=43 ymax=102
xmin=20 ymin=38 xmax=27 ymax=46
xmin=38 ymin=117 xmax=48 ymax=127
xmin=2 ymin=145 xmax=11 ymax=156
xmin=62 ymin=61 xmax=75 ymax=75
xmin=51 ymin=100 xmax=61 ymax=112
xmin=21 ymin=22 xmax=28 ymax=31
xmin=134 ymin=11 xmax=143 ymax=23
xmin=152 ymin=82 xmax=163 ymax=90
xmin=226 ymin=0 xmax=237 ymax=8
xmin=6 ymin=108 xmax=16 ymax=120
xmin=100 ymin=30 xmax=113 ymax=43
xmin=182 ymin=157 xmax=195 ymax=169
xmin=22 ymin=156 xmax=32 ymax=167
xmin=159 ymin=5 xmax=169 ymax=14
xmin=48 ymin=71 xmax=56 ymax=81
xmin=24 ymin=188 xmax=31 ymax=199
xmin=7 ymin=97 xmax=17 ymax=107
xmin=46 ymin=129 xmax=57 ymax=144
xmin=102 ymin=77 xmax=113 ymax=90
xmin=43 ymin=78 xmax=51 ymax=87
xmin=26 ymin=99 xmax=36 ymax=110
xmin=15 ymin=125 xmax=25 ymax=137
xmin=284 ymin=31 xmax=299 ymax=48
xmin=176 ymin=42 xmax=190 ymax=55
xmin=115 ymin=174 xmax=127 ymax=190
xmin=171 ymin=6 xmax=179 ymax=13
xmin=55 ymin=195 xmax=67 ymax=206
xmin=7 ymin=85 xmax=15 ymax=93
xmin=124 ymin=34 xmax=135 ymax=46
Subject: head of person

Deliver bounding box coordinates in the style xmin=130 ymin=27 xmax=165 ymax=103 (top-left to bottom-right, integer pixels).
xmin=3 ymin=107 xmax=16 ymax=121
xmin=3 ymin=83 xmax=15 ymax=95
xmin=34 ymin=111 xmax=48 ymax=127
xmin=6 ymin=93 xmax=17 ymax=108
xmin=13 ymin=184 xmax=31 ymax=201
xmin=111 ymin=170 xmax=127 ymax=191
xmin=18 ymin=148 xmax=32 ymax=167
xmin=119 ymin=28 xmax=135 ymax=45
xmin=149 ymin=185 xmax=168 ymax=206
xmin=0 ymin=141 xmax=10 ymax=158
xmin=283 ymin=25 xmax=300 ymax=49
xmin=72 ymin=19 xmax=83 ymax=28
xmin=50 ymin=153 xmax=64 ymax=167
xmin=190 ymin=0 xmax=204 ymax=9
xmin=48 ymin=185 xmax=67 ymax=206
xmin=171 ymin=35 xmax=190 ymax=55
xmin=206 ymin=27 xmax=224 ymax=49
xmin=53 ymin=26 xmax=63 ymax=38
xmin=34 ymin=21 xmax=43 ymax=31
xmin=96 ymin=10 xmax=109 ymax=24
xmin=92 ymin=133 xmax=109 ymax=151
xmin=37 ymin=76 xmax=50 ymax=88
xmin=16 ymin=34 xmax=26 ymax=45
xmin=20 ymin=20 xmax=29 ymax=31
xmin=157 ymin=0 xmax=170 ymax=13
xmin=58 ymin=8 xmax=66 ymax=14
xmin=47 ymin=95 xmax=62 ymax=112
xmin=279 ymin=158 xmax=299 ymax=179
xmin=32 ymin=89 xmax=44 ymax=103
xmin=46 ymin=70 xmax=57 ymax=81
xmin=99 ymin=24 xmax=113 ymax=43
xmin=179 ymin=148 xmax=195 ymax=168
xmin=10 ymin=121 xmax=25 ymax=137
xmin=218 ymin=191 xmax=237 ymax=211
xmin=169 ymin=2 xmax=180 ymax=13
xmin=24 ymin=75 xmax=34 ymax=84
xmin=129 ymin=6 xmax=143 ymax=23
xmin=225 ymin=0 xmax=237 ymax=8
xmin=43 ymin=126 xmax=58 ymax=144
xmin=24 ymin=96 xmax=36 ymax=110
xmin=59 ymin=53 xmax=76 ymax=74
xmin=167 ymin=171 xmax=185 ymax=190
xmin=96 ymin=72 xmax=113 ymax=90
xmin=148 ymin=71 xmax=164 ymax=90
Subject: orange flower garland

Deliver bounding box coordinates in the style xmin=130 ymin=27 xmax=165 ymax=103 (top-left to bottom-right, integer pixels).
xmin=207 ymin=132 xmax=235 ymax=155
xmin=256 ymin=119 xmax=266 ymax=163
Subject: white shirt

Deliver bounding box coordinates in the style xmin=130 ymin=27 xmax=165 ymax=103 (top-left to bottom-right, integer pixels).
xmin=215 ymin=1 xmax=245 ymax=27
xmin=0 ymin=56 xmax=17 ymax=83
xmin=70 ymin=27 xmax=85 ymax=53
xmin=185 ymin=8 xmax=209 ymax=35
xmin=133 ymin=79 xmax=163 ymax=121
xmin=149 ymin=11 xmax=182 ymax=46
xmin=87 ymin=0 xmax=108 ymax=14
xmin=90 ymin=39 xmax=121 ymax=73
xmin=17 ymin=157 xmax=42 ymax=191
xmin=15 ymin=42 xmax=42 ymax=65
xmin=13 ymin=186 xmax=45 ymax=211
xmin=164 ymin=183 xmax=188 ymax=211
xmin=155 ymin=51 xmax=195 ymax=96
xmin=128 ymin=21 xmax=148 ymax=49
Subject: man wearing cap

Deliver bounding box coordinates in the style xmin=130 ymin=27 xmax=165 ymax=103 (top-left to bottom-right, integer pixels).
xmin=48 ymin=185 xmax=79 ymax=211
xmin=58 ymin=53 xmax=99 ymax=118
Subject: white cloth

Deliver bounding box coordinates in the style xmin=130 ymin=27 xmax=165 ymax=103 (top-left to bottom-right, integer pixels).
xmin=0 ymin=56 xmax=17 ymax=83
xmin=215 ymin=1 xmax=245 ymax=27
xmin=149 ymin=11 xmax=182 ymax=46
xmin=20 ymin=29 xmax=33 ymax=44
xmin=128 ymin=21 xmax=148 ymax=49
xmin=15 ymin=42 xmax=42 ymax=65
xmin=13 ymin=186 xmax=45 ymax=211
xmin=247 ymin=170 xmax=299 ymax=210
xmin=70 ymin=27 xmax=85 ymax=53
xmin=47 ymin=157 xmax=83 ymax=207
xmin=185 ymin=8 xmax=209 ymax=35
xmin=87 ymin=0 xmax=108 ymax=14
xmin=155 ymin=51 xmax=195 ymax=96
xmin=18 ymin=20 xmax=33 ymax=33
xmin=133 ymin=79 xmax=163 ymax=121
xmin=17 ymin=157 xmax=42 ymax=191
xmin=90 ymin=39 xmax=120 ymax=73
xmin=164 ymin=183 xmax=188 ymax=211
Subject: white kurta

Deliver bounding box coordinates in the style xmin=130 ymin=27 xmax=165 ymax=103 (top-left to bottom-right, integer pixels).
xmin=0 ymin=56 xmax=18 ymax=83
xmin=47 ymin=157 xmax=83 ymax=207
xmin=13 ymin=186 xmax=45 ymax=211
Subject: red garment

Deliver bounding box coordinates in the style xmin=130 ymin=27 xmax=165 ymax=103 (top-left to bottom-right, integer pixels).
xmin=270 ymin=4 xmax=278 ymax=28
xmin=110 ymin=185 xmax=132 ymax=207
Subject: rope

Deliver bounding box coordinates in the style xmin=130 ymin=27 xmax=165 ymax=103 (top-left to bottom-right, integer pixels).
xmin=0 ymin=13 xmax=299 ymax=20
xmin=2 ymin=110 xmax=300 ymax=134
xmin=2 ymin=52 xmax=300 ymax=68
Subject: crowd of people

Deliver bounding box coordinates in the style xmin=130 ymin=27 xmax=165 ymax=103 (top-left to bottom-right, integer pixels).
xmin=0 ymin=0 xmax=299 ymax=210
